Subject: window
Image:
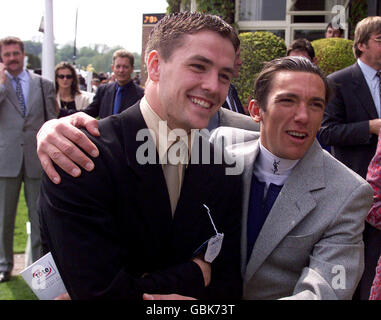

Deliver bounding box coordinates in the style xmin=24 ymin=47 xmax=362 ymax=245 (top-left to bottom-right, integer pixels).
xmin=236 ymin=0 xmax=349 ymax=46
xmin=239 ymin=0 xmax=286 ymax=21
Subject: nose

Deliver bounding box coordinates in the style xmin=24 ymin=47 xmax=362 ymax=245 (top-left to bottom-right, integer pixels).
xmin=294 ymin=103 xmax=309 ymax=124
xmin=200 ymin=70 xmax=220 ymax=95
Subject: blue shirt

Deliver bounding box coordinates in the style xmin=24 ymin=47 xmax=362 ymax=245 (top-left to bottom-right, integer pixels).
xmin=357 ymin=58 xmax=380 ymax=117
xmin=6 ymin=69 xmax=30 ymax=108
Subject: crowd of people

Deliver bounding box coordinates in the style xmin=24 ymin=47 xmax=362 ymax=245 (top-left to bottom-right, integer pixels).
xmin=1 ymin=11 xmax=381 ymax=301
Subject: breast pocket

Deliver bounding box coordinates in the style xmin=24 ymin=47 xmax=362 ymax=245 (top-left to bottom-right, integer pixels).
xmin=277 ymin=233 xmax=317 ymax=249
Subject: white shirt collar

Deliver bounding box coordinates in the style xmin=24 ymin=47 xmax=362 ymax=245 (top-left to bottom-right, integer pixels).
xmin=6 ymin=69 xmax=28 ymax=82
xmin=358 ymin=58 xmax=379 ymax=81
xmin=253 ymin=141 xmax=299 ymax=195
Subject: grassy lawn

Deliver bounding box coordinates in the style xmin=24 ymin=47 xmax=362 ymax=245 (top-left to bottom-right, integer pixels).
xmin=14 ymin=186 xmax=29 ymax=254
xmin=0 ymin=185 xmax=38 ymax=300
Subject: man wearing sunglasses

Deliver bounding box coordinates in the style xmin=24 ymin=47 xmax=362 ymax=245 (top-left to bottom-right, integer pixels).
xmin=62 ymin=49 xmax=144 ymax=119
xmin=0 ymin=37 xmax=57 ymax=283
xmin=319 ymin=16 xmax=381 ymax=299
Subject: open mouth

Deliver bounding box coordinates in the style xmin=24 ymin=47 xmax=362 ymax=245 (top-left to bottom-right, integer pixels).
xmin=286 ymin=130 xmax=307 ymax=140
xmin=190 ymin=96 xmax=212 ymax=109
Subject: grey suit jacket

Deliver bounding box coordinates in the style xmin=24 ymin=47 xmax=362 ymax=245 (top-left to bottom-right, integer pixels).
xmin=211 ymin=127 xmax=373 ymax=300
xmin=0 ymin=70 xmax=56 ymax=178
xmin=219 ymin=108 xmax=259 ymax=131
xmin=207 ymin=107 xmax=260 ymax=132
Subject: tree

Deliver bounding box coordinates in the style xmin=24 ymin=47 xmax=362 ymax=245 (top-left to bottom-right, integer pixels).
xmin=233 ymin=32 xmax=286 ymax=108
xmin=24 ymin=41 xmax=42 ymax=57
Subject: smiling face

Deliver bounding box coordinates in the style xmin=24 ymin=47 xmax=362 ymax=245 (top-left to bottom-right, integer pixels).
xmin=0 ymin=43 xmax=25 ymax=77
xmin=147 ymin=30 xmax=235 ymax=131
xmin=250 ymin=71 xmax=326 ymax=160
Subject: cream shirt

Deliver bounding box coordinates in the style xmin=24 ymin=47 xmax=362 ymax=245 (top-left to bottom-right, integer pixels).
xmin=140 ymin=97 xmax=193 ymax=211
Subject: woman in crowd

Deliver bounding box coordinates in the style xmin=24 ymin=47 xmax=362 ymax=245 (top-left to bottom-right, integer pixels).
xmin=55 ymin=62 xmax=93 ymax=117
xmin=366 ymin=132 xmax=381 ymax=300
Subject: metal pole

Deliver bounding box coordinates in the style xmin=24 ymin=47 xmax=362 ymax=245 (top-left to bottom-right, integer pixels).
xmin=73 ymin=8 xmax=78 ymax=65
xmin=42 ymin=0 xmax=54 ymax=81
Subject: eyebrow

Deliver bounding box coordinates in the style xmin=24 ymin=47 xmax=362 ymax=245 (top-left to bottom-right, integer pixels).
xmin=276 ymin=92 xmax=325 ymax=104
xmin=189 ymin=55 xmax=234 ymax=75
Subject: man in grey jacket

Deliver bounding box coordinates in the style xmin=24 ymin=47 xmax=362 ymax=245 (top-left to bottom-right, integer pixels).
xmin=0 ymin=36 xmax=56 ymax=282
xmin=211 ymin=57 xmax=372 ymax=299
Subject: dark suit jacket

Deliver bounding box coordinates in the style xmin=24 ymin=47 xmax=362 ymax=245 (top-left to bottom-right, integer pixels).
xmin=60 ymin=81 xmax=144 ymax=119
xmin=319 ymin=62 xmax=381 ymax=299
xmin=39 ymin=102 xmax=242 ymax=300
xmin=319 ymin=62 xmax=378 ymax=178
xmin=222 ymin=84 xmax=245 ymax=115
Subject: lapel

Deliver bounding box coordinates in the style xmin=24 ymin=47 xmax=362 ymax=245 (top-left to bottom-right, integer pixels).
xmin=120 ymin=103 xmax=173 ymax=239
xmin=173 ymin=131 xmax=221 ymax=231
xmin=26 ymin=71 xmax=39 ymax=117
xmin=4 ymin=75 xmax=24 ymax=116
xmin=244 ymin=140 xmax=325 ymax=281
xmin=226 ymin=139 xmax=259 ymax=276
xmin=350 ymin=63 xmax=378 ymax=119
xmin=105 ymin=82 xmax=117 ymax=116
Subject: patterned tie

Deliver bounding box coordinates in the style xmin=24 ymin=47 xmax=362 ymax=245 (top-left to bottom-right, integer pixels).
xmin=15 ymin=77 xmax=26 ymax=117
xmin=112 ymin=86 xmax=124 ymax=115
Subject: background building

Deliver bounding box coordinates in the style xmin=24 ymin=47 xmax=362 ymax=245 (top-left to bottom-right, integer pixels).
xmin=236 ymin=0 xmax=349 ymax=45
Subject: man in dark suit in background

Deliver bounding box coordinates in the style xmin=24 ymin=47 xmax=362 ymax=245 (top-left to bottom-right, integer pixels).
xmin=319 ymin=16 xmax=381 ymax=299
xmin=222 ymin=46 xmax=245 ymax=114
xmin=0 ymin=37 xmax=56 ymax=282
xmin=222 ymin=48 xmax=246 ymax=114
xmin=38 ymin=12 xmax=242 ymax=300
xmin=207 ymin=45 xmax=259 ymax=132
xmin=60 ymin=49 xmax=144 ymax=119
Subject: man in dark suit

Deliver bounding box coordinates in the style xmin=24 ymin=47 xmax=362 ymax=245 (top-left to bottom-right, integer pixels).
xmin=0 ymin=37 xmax=56 ymax=283
xmin=319 ymin=16 xmax=381 ymax=299
xmin=222 ymin=46 xmax=245 ymax=115
xmin=60 ymin=49 xmax=144 ymax=119
xmin=38 ymin=12 xmax=242 ymax=300
xmin=207 ymin=46 xmax=258 ymax=132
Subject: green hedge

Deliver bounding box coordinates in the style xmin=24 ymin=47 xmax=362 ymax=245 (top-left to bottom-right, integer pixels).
xmin=233 ymin=32 xmax=286 ymax=109
xmin=312 ymin=38 xmax=356 ymax=75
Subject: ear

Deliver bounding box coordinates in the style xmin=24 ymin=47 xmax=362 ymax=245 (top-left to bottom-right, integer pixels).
xmin=146 ymin=50 xmax=160 ymax=82
xmin=248 ymin=99 xmax=262 ymax=123
xmin=357 ymin=42 xmax=367 ymax=54
xmin=312 ymin=57 xmax=317 ymax=65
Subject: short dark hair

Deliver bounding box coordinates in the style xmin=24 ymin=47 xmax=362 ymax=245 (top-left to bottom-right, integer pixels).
xmin=0 ymin=36 xmax=24 ymax=55
xmin=112 ymin=49 xmax=134 ymax=67
xmin=254 ymin=56 xmax=331 ymax=110
xmin=54 ymin=61 xmax=80 ymax=97
xmin=145 ymin=12 xmax=239 ymax=63
xmin=286 ymin=38 xmax=315 ymax=60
